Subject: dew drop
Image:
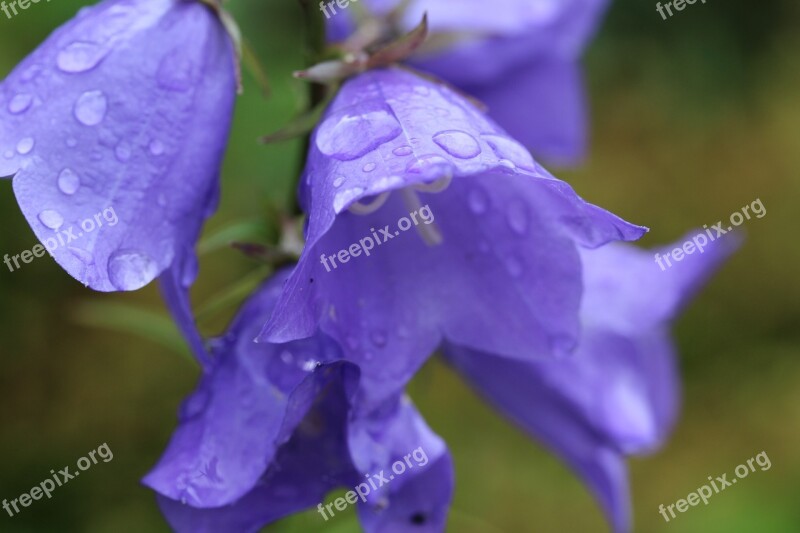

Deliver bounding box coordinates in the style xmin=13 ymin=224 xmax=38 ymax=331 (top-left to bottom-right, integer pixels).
xmin=433 ymin=130 xmax=481 ymax=159
xmin=482 ymin=134 xmax=536 ymax=171
xmin=57 ymin=168 xmax=80 ymax=195
xmin=180 ymin=389 xmax=210 ymax=419
xmin=16 ymin=137 xmax=34 ymax=155
xmin=181 ymin=253 xmax=199 ymax=288
xmin=370 ymin=330 xmax=388 ymax=348
xmin=8 ymin=93 xmax=33 ymax=114
xmin=107 ymin=249 xmax=159 ymax=291
xmin=333 ymin=187 xmax=365 ymax=212
xmin=406 ymin=154 xmax=454 ymax=175
xmin=149 ymin=139 xmax=164 ymax=156
xmin=506 ymin=200 xmax=529 ymax=236
xmin=393 ymin=145 xmax=413 ymax=157
xmin=114 ymin=142 xmax=131 ymax=162
xmin=362 ymin=162 xmax=377 ymax=173
xmin=156 ymin=51 xmax=197 ymax=92
xmin=38 ymin=209 xmax=64 ymax=229
xmin=316 ymin=104 xmax=402 ymax=161
xmin=57 ymin=41 xmax=109 ymax=73
xmin=467 ymin=187 xmax=490 ymax=214
xmin=73 ymin=90 xmax=107 ymax=126
xmin=332 ymin=175 xmax=345 ymax=188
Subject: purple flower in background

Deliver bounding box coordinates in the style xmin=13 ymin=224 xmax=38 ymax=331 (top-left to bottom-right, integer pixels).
xmin=145 ymin=269 xmax=454 ymax=533
xmin=0 ymin=0 xmax=236 ymax=291
xmin=258 ymin=66 xmax=645 ymax=412
xmin=445 ymin=234 xmax=735 ymax=532
xmin=328 ymin=0 xmax=610 ymax=163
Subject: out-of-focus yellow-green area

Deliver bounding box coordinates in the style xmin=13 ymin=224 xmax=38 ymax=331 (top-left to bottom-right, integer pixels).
xmin=0 ymin=1 xmax=798 ymax=531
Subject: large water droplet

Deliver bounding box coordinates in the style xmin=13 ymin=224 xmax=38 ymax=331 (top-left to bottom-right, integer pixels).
xmin=16 ymin=137 xmax=34 ymax=155
xmin=506 ymin=200 xmax=529 ymax=236
xmin=467 ymin=187 xmax=490 ymax=214
xmin=433 ymin=130 xmax=481 ymax=159
xmin=107 ymin=249 xmax=159 ymax=291
xmin=74 ymin=90 xmax=107 ymax=126
xmin=57 ymin=41 xmax=108 ymax=73
xmin=8 ymin=93 xmax=32 ymax=114
xmin=156 ymin=51 xmax=197 ymax=92
xmin=316 ymin=103 xmax=402 ymax=161
xmin=38 ymin=210 xmax=64 ymax=229
xmin=482 ymin=134 xmax=536 ymax=171
xmin=57 ymin=168 xmax=80 ymax=195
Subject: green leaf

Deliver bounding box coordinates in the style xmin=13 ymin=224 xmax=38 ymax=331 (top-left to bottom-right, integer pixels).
xmin=73 ymin=301 xmax=193 ymax=362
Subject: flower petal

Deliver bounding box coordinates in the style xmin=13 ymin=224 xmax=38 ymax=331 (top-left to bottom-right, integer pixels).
xmin=0 ymin=0 xmax=235 ymax=291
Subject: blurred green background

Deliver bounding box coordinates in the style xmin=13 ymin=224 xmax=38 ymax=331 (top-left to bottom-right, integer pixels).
xmin=1 ymin=0 xmax=798 ymax=531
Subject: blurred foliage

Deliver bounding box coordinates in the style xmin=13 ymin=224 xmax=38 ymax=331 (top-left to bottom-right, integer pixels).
xmin=0 ymin=0 xmax=798 ymax=532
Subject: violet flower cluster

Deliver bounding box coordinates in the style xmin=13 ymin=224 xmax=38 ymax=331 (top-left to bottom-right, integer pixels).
xmin=0 ymin=1 xmax=732 ymax=532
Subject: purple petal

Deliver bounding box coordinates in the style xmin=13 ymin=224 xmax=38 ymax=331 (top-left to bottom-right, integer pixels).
xmin=0 ymin=0 xmax=235 ymax=291
xmin=259 ymin=67 xmax=644 ymax=410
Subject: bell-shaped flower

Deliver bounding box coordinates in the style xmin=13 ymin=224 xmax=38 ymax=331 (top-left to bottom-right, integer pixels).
xmin=444 ymin=234 xmax=735 ymax=532
xmin=328 ymin=0 xmax=610 ymax=163
xmin=145 ymin=269 xmax=454 ymax=533
xmin=0 ymin=0 xmax=237 ymax=291
xmin=258 ymin=66 xmax=645 ymax=412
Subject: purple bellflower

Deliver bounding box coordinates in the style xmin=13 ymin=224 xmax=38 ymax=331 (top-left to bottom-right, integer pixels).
xmin=444 ymin=234 xmax=734 ymax=532
xmin=145 ymin=268 xmax=455 ymax=533
xmin=0 ymin=0 xmax=237 ymax=291
xmin=328 ymin=0 xmax=611 ymax=163
xmin=258 ymin=66 xmax=646 ymax=412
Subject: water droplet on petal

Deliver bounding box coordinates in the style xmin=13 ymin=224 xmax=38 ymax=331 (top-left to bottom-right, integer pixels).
xmin=68 ymin=247 xmax=93 ymax=265
xmin=16 ymin=137 xmax=34 ymax=155
xmin=180 ymin=389 xmax=210 ymax=419
xmin=506 ymin=200 xmax=529 ymax=236
xmin=393 ymin=145 xmax=413 ymax=157
xmin=433 ymin=130 xmax=481 ymax=159
xmin=8 ymin=93 xmax=32 ymax=114
xmin=497 ymin=159 xmax=517 ymax=172
xmin=181 ymin=254 xmax=199 ymax=288
xmin=333 ymin=175 xmax=345 ymax=188
xmin=280 ymin=350 xmax=293 ymax=364
xmin=406 ymin=154 xmax=454 ymax=175
xmin=57 ymin=168 xmax=80 ymax=195
xmin=107 ymin=249 xmax=159 ymax=291
xmin=20 ymin=64 xmax=41 ymax=82
xmin=370 ymin=330 xmax=388 ymax=348
xmin=333 ymin=187 xmax=365 ymax=212
xmin=156 ymin=51 xmax=197 ymax=92
xmin=149 ymin=139 xmax=164 ymax=156
xmin=57 ymin=41 xmax=108 ymax=73
xmin=482 ymin=134 xmax=536 ymax=171
xmin=38 ymin=210 xmax=64 ymax=229
xmin=467 ymin=186 xmax=490 ymax=214
xmin=74 ymin=90 xmax=107 ymax=126
xmin=316 ymin=103 xmax=402 ymax=161
xmin=362 ymin=162 xmax=377 ymax=173
xmin=114 ymin=142 xmax=131 ymax=162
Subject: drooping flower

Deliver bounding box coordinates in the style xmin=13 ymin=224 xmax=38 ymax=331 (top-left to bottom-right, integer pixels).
xmin=328 ymin=0 xmax=610 ymax=163
xmin=444 ymin=234 xmax=735 ymax=532
xmin=145 ymin=268 xmax=454 ymax=533
xmin=258 ymin=66 xmax=646 ymax=413
xmin=0 ymin=0 xmax=237 ymax=291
